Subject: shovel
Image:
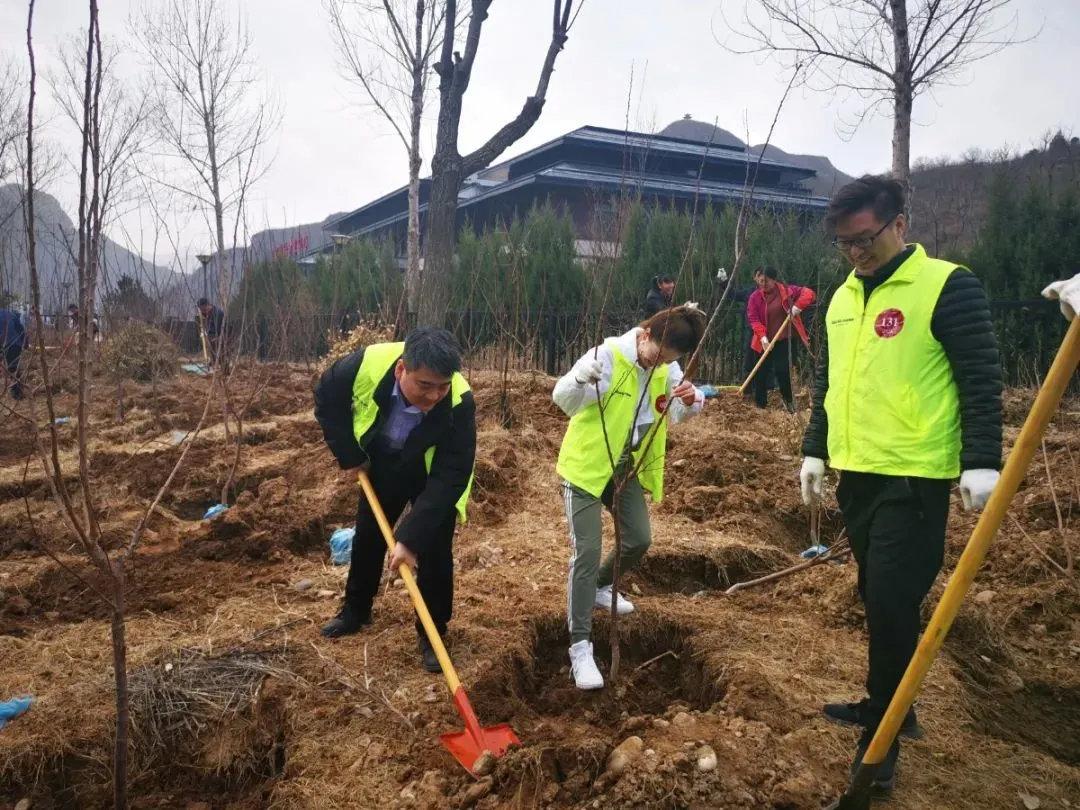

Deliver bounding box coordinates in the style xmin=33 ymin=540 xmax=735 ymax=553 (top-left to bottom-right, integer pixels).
xmin=800 ymin=505 xmax=829 ymax=559
xmin=738 ymin=313 xmax=792 ymax=396
xmin=828 ymin=314 xmax=1080 ymax=810
xmin=357 ymin=470 xmax=520 ymax=775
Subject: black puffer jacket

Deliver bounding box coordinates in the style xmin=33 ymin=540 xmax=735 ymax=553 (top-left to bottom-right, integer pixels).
xmin=802 ymin=250 xmax=1003 ymax=472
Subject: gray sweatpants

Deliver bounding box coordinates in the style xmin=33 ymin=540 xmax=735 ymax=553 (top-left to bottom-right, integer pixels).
xmin=561 ymin=470 xmax=652 ymax=643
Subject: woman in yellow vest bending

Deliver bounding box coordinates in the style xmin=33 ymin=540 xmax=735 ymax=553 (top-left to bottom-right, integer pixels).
xmin=553 ymin=305 xmax=706 ymax=690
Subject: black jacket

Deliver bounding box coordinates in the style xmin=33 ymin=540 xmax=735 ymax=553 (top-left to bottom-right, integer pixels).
xmin=802 ymin=249 xmax=1003 ymax=472
xmin=643 ymin=285 xmax=672 ymax=317
xmin=314 ymin=347 xmax=477 ymax=554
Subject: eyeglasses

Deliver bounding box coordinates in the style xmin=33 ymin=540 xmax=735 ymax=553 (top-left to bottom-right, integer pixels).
xmin=831 ymin=216 xmax=897 ymax=253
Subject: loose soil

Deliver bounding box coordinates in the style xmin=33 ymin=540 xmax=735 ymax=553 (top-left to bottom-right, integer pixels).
xmin=1 ymin=361 xmax=1078 ymax=809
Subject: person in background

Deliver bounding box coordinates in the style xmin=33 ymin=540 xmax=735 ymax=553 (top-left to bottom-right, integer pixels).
xmin=800 ymin=174 xmax=1003 ymax=797
xmin=313 ymin=328 xmax=476 ymax=674
xmin=197 ymin=298 xmax=225 ymax=363
xmin=729 ymin=282 xmax=766 ymax=397
xmin=746 ymin=266 xmax=816 ymax=412
xmin=553 ymin=305 xmax=706 ymax=690
xmin=643 ymin=274 xmax=676 ymax=316
xmin=1 ymin=306 xmax=28 ymax=400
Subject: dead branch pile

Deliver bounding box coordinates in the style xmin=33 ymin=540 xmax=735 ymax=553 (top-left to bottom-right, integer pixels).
xmin=128 ymin=648 xmax=295 ymax=781
xmin=317 ymin=319 xmax=396 ymax=374
xmin=100 ymin=322 xmax=180 ymax=383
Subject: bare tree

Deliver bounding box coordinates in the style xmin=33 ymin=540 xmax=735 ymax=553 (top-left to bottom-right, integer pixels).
xmin=18 ymin=7 xmax=217 ymax=807
xmin=132 ymin=0 xmax=278 ymax=311
xmin=417 ymin=0 xmax=582 ymax=327
xmin=727 ymin=0 xmax=1029 ymax=192
xmin=50 ymin=34 xmax=151 ymax=306
xmin=0 ymin=59 xmax=24 ymax=187
xmin=326 ymin=0 xmax=447 ymax=317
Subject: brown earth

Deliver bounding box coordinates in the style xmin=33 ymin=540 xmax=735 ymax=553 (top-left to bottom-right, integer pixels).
xmin=0 ymin=362 xmax=1078 ymax=809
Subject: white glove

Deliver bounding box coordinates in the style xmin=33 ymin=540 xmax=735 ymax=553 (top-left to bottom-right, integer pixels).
xmin=1042 ymin=273 xmax=1080 ymax=321
xmin=760 ymin=336 xmax=770 ymax=350
xmin=790 ymin=305 xmax=802 ymax=316
xmin=716 ymin=267 xmax=728 ymax=283
xmin=684 ymin=300 xmax=701 ymax=312
xmin=800 ymin=457 xmax=825 ymax=507
xmin=572 ymin=356 xmax=604 ymax=386
xmin=959 ymin=469 xmax=999 ymax=511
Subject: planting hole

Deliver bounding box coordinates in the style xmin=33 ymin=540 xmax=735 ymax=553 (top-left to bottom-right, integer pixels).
xmin=472 ymin=614 xmax=722 ymax=730
xmin=631 ymin=548 xmax=787 ymax=595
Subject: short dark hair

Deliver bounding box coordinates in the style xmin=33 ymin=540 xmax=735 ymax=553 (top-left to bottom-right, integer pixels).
xmin=655 ymin=274 xmax=674 ymax=284
xmin=68 ymin=304 xmax=78 ymax=311
xmin=826 ymin=174 xmax=905 ymax=232
xmin=402 ymin=327 xmax=461 ymax=377
xmin=641 ymin=305 xmax=706 ymax=356
xmin=753 ymin=265 xmax=778 ymax=280
xmin=196 ymin=297 xmax=210 ymax=307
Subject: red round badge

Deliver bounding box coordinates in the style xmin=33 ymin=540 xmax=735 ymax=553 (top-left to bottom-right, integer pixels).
xmin=655 ymin=394 xmax=668 ymax=412
xmin=874 ymin=308 xmax=905 ymax=338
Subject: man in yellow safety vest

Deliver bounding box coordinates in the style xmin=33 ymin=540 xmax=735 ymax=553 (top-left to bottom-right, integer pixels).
xmin=800 ymin=175 xmax=1003 ymax=796
xmin=314 ymin=328 xmax=475 ymax=673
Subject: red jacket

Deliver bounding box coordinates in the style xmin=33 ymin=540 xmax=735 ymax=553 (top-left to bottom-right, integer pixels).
xmin=747 ymin=283 xmax=816 ymax=353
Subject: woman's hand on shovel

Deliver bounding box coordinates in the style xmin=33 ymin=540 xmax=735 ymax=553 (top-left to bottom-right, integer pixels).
xmin=389 ymin=541 xmax=418 ymax=573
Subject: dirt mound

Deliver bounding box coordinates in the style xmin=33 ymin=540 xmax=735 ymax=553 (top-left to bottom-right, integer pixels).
xmin=469 ymin=428 xmax=527 ymax=526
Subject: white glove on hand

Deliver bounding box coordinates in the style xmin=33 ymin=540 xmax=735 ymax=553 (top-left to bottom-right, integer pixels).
xmin=572 ymin=356 xmax=604 ymax=386
xmin=959 ymin=469 xmax=999 ymax=511
xmin=800 ymin=457 xmax=825 ymax=507
xmin=790 ymin=305 xmax=802 ymax=316
xmin=716 ymin=267 xmax=728 ymax=283
xmin=1042 ymin=273 xmax=1080 ymax=321
xmin=760 ymin=336 xmax=770 ymax=350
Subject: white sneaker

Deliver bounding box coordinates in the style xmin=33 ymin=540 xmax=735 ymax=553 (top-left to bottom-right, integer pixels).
xmin=594 ymin=584 xmax=635 ymax=615
xmin=569 ymin=640 xmax=604 ymax=690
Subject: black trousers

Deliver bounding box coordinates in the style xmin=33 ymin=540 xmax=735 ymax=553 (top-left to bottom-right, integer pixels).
xmin=837 ymin=471 xmax=950 ymax=718
xmin=343 ymin=451 xmax=456 ymax=638
xmin=752 ymin=338 xmax=793 ymax=408
xmin=4 ymin=344 xmax=22 ymax=398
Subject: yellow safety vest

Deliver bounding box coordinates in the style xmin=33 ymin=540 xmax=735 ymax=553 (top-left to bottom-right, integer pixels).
xmin=556 ymin=340 xmax=670 ymax=501
xmin=351 ymin=341 xmax=473 ymax=523
xmin=824 ymin=244 xmax=962 ymax=479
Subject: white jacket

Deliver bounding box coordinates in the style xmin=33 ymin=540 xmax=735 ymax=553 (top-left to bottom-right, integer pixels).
xmin=552 ymin=327 xmax=704 ymax=445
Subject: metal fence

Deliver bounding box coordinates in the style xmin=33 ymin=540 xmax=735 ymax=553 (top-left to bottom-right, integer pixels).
xmin=169 ymin=297 xmax=1070 ymax=389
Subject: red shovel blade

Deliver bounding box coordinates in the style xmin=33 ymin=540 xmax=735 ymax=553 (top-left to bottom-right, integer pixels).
xmin=440 ymin=722 xmax=520 ymax=774
xmin=440 ymin=686 xmax=521 ymax=774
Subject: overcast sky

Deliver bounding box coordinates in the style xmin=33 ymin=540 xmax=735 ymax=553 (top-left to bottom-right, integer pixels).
xmin=2 ymin=0 xmax=1078 ymax=270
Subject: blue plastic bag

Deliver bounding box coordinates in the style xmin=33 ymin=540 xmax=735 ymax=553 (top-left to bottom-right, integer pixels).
xmin=698 ymin=384 xmax=719 ymax=399
xmin=800 ymin=543 xmax=830 ymax=560
xmin=0 ymin=696 xmax=33 ymax=730
xmin=329 ymin=527 xmax=355 ymax=565
xmin=203 ymin=503 xmax=228 ymax=521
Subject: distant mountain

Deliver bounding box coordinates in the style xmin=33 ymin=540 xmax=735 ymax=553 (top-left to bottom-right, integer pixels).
xmin=658 ymin=118 xmax=856 ymax=198
xmin=0 ymin=184 xmax=177 ymax=313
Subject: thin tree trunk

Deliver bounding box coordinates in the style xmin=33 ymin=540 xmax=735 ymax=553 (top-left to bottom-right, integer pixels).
xmin=609 ymin=497 xmax=623 ymax=681
xmin=111 ymin=564 xmax=129 ymax=810
xmin=889 ymin=0 xmax=912 ymax=197
xmin=406 ymin=160 xmax=422 ymax=314
xmin=405 ymin=0 xmax=426 ymax=318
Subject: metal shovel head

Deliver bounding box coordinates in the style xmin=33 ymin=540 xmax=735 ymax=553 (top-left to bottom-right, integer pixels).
xmin=440 ymin=723 xmax=520 ymax=774
xmin=825 ymin=765 xmax=877 ymax=810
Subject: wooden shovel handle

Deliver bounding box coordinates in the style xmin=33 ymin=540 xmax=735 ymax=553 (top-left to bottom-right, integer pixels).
xmin=738 ymin=313 xmax=792 ymax=395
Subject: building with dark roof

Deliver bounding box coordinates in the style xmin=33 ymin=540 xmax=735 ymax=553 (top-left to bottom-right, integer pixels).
xmin=306 ymin=124 xmax=828 ymax=264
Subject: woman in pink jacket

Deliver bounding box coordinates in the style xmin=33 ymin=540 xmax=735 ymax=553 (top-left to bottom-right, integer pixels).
xmin=746 ymin=266 xmax=816 ymax=411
